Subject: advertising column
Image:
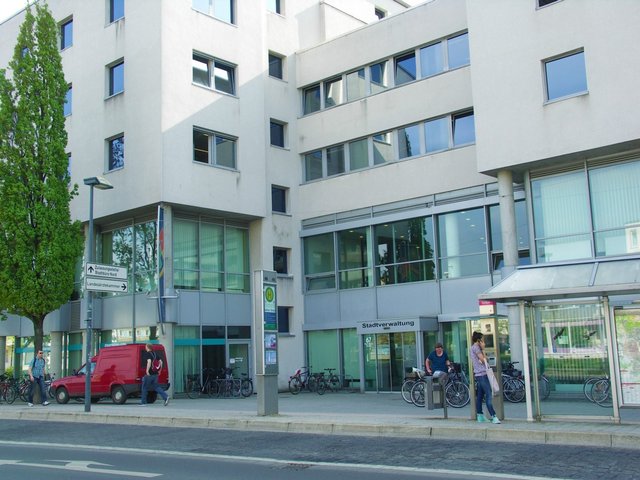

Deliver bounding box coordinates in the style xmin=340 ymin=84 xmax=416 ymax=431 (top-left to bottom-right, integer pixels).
xmin=254 ymin=270 xmax=278 ymax=415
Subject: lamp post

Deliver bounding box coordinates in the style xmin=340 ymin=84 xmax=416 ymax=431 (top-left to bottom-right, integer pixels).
xmin=83 ymin=176 xmax=113 ymax=413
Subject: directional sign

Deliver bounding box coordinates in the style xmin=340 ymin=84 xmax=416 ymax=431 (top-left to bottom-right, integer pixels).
xmin=86 ymin=277 xmax=129 ymax=293
xmin=86 ymin=263 xmax=128 ymax=280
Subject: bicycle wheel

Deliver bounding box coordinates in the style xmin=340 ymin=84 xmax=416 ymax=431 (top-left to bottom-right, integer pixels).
xmin=329 ymin=375 xmax=341 ymax=392
xmin=583 ymin=376 xmax=600 ymax=402
xmin=538 ymin=376 xmax=550 ymax=401
xmin=401 ymin=379 xmax=416 ymax=404
xmin=186 ymin=379 xmax=201 ymax=399
xmin=410 ymin=381 xmax=425 ymax=407
xmin=592 ymin=379 xmax=612 ymax=407
xmin=445 ymin=381 xmax=470 ymax=408
xmin=289 ymin=376 xmax=302 ymax=395
xmin=317 ymin=379 xmax=327 ymax=395
xmin=241 ymin=379 xmax=253 ymax=397
xmin=232 ymin=379 xmax=242 ymax=398
xmin=503 ymin=378 xmax=525 ymax=403
xmin=308 ymin=375 xmax=318 ymax=393
xmin=6 ymin=384 xmax=17 ymax=404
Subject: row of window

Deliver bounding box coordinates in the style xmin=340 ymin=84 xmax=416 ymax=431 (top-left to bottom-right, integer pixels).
xmin=303 ymin=201 xmax=530 ymax=291
xmin=303 ymin=32 xmax=470 ymax=115
xmin=303 ymin=110 xmax=475 ymax=182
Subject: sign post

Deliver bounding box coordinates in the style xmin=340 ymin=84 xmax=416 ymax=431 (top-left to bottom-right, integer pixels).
xmin=254 ymin=270 xmax=278 ymax=415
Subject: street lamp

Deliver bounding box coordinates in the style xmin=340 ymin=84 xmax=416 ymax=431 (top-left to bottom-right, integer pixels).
xmin=83 ymin=176 xmax=113 ymax=413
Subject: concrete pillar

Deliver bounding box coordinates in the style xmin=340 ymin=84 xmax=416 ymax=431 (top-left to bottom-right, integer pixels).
xmin=159 ymin=322 xmax=175 ymax=397
xmin=497 ymin=169 xmax=523 ymax=365
xmin=0 ymin=336 xmax=6 ymax=375
xmin=49 ymin=331 xmax=63 ymax=380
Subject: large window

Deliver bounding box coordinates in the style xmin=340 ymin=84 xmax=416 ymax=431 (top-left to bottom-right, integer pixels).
xmin=447 ymin=33 xmax=470 ymax=70
xmin=173 ymin=218 xmax=249 ymax=292
xmin=373 ymin=131 xmax=393 ymax=165
xmin=544 ymin=50 xmax=587 ymax=101
xmin=326 ymin=145 xmax=345 ymax=177
xmin=346 ymin=68 xmax=366 ymax=101
xmin=108 ymin=60 xmax=124 ymax=96
xmin=532 ymin=160 xmax=640 ymax=262
xmin=324 ymin=77 xmax=343 ymax=108
xmin=193 ymin=128 xmax=236 ymax=169
xmin=452 ymin=111 xmax=476 ymax=146
xmin=110 ymin=0 xmax=124 ymax=23
xmin=304 ymin=233 xmax=335 ymax=291
xmin=370 ymin=61 xmax=388 ymax=94
xmin=108 ymin=135 xmax=124 ymax=171
xmin=192 ymin=0 xmax=235 ymax=24
xmin=438 ymin=208 xmax=488 ymax=279
xmin=375 ymin=218 xmax=435 ymax=285
xmin=304 ymin=150 xmax=323 ymax=182
xmin=192 ymin=53 xmax=236 ymax=95
xmin=338 ymin=228 xmax=372 ymax=289
xmin=99 ymin=220 xmax=157 ymax=295
xmin=60 ymin=18 xmax=73 ymax=50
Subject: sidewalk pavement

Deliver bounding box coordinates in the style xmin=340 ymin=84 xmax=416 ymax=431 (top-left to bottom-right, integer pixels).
xmin=2 ymin=391 xmax=639 ymax=450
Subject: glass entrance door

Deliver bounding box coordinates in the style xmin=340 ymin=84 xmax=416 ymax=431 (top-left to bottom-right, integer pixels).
xmin=363 ymin=332 xmax=416 ymax=391
xmin=228 ymin=342 xmax=250 ymax=378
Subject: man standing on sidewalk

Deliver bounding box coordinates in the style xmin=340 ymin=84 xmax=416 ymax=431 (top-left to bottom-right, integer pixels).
xmin=27 ymin=350 xmax=49 ymax=407
xmin=139 ymin=344 xmax=169 ymax=406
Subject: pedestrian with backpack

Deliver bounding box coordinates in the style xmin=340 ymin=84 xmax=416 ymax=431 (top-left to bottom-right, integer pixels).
xmin=139 ymin=343 xmax=169 ymax=406
xmin=27 ymin=350 xmax=49 ymax=407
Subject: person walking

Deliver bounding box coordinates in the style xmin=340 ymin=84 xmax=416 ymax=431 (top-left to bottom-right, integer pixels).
xmin=139 ymin=343 xmax=169 ymax=406
xmin=470 ymin=331 xmax=500 ymax=424
xmin=27 ymin=350 xmax=50 ymax=407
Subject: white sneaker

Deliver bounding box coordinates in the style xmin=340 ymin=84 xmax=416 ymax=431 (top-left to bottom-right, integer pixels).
xmin=42 ymin=401 xmax=50 ymax=406
xmin=27 ymin=403 xmax=34 ymax=407
xmin=164 ymin=398 xmax=170 ymax=406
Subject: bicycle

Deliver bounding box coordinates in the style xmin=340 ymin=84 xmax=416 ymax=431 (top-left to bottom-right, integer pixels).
xmin=316 ymin=368 xmax=341 ymax=395
xmin=240 ymin=373 xmax=253 ymax=397
xmin=401 ymin=368 xmax=423 ymax=404
xmin=0 ymin=375 xmax=18 ymax=404
xmin=289 ymin=366 xmax=318 ymax=394
xmin=501 ymin=361 xmax=526 ymax=403
xmin=583 ymin=375 xmax=612 ymax=407
xmin=444 ymin=363 xmax=470 ymax=408
xmin=44 ymin=373 xmax=56 ymax=399
xmin=185 ymin=368 xmax=217 ymax=398
xmin=213 ymin=367 xmax=241 ymax=398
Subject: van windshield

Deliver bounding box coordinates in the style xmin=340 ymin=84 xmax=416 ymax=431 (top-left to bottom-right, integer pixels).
xmin=78 ymin=361 xmax=96 ymax=375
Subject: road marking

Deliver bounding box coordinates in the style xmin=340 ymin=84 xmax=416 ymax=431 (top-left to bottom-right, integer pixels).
xmin=0 ymin=440 xmax=570 ymax=480
xmin=0 ymin=459 xmax=160 ymax=477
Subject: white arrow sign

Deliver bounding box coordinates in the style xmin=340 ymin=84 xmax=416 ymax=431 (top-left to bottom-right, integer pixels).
xmin=85 ymin=263 xmax=128 ymax=280
xmin=86 ymin=277 xmax=129 ymax=293
xmin=0 ymin=459 xmax=160 ymax=477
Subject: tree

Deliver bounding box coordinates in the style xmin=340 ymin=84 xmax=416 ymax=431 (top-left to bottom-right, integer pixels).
xmin=0 ymin=3 xmax=83 ymax=355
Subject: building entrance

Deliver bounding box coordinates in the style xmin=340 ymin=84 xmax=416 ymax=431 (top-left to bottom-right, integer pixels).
xmin=363 ymin=332 xmax=417 ymax=392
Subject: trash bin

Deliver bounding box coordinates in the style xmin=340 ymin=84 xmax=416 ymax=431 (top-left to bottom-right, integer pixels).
xmin=425 ymin=377 xmax=448 ymax=418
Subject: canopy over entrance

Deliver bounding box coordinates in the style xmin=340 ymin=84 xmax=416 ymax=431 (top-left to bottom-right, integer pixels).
xmin=479 ymin=256 xmax=640 ymax=302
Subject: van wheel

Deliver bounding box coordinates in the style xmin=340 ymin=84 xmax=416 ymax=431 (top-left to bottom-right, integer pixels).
xmin=55 ymin=387 xmax=70 ymax=404
xmin=111 ymin=386 xmax=127 ymax=405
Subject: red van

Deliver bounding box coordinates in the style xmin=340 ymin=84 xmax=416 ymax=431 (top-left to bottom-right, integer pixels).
xmin=51 ymin=343 xmax=170 ymax=404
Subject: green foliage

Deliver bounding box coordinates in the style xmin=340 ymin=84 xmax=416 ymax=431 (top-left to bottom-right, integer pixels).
xmin=0 ymin=3 xmax=83 ymax=353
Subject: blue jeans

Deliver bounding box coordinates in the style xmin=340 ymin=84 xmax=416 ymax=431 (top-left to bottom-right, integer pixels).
xmin=28 ymin=376 xmax=47 ymax=404
xmin=475 ymin=375 xmax=496 ymax=417
xmin=140 ymin=374 xmax=168 ymax=404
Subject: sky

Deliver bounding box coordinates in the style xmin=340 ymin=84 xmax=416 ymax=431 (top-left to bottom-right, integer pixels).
xmin=0 ymin=0 xmax=31 ymax=24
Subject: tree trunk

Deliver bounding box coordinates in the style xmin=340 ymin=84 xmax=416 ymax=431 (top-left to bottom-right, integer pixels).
xmin=32 ymin=316 xmax=45 ymax=355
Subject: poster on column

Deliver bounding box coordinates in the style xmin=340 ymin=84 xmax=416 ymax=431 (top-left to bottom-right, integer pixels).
xmin=615 ymin=309 xmax=640 ymax=406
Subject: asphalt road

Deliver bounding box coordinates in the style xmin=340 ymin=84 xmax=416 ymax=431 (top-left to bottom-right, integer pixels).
xmin=0 ymin=420 xmax=637 ymax=479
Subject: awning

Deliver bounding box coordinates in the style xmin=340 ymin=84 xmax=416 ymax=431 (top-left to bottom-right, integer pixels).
xmin=479 ymin=256 xmax=640 ymax=302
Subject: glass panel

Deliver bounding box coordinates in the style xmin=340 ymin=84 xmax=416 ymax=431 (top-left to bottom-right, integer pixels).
xmin=531 ymin=303 xmax=612 ymax=417
xmin=425 ymin=116 xmax=449 ymax=153
xmin=225 ymin=227 xmax=249 ymax=275
xmin=438 ymin=208 xmax=488 ymax=279
xmin=134 ymin=221 xmax=157 ymax=293
xmin=109 ymin=136 xmax=124 ymax=170
xmin=304 ymin=233 xmax=334 ymax=275
xmin=267 ymin=0 xmax=281 ymax=14
xmin=373 ymin=131 xmax=393 ymax=165
xmin=307 ymin=330 xmax=339 ymax=373
xmin=363 ymin=334 xmax=378 ymax=391
xmin=273 ymin=248 xmax=288 ymax=274
xmin=64 ymin=86 xmax=72 ymax=116
xmin=61 ymin=20 xmax=73 ymax=49
xmin=447 ymin=33 xmax=470 ymax=69
xmin=226 ymin=273 xmax=250 ymax=292
xmin=342 ymin=329 xmax=359 ymax=384
xmin=175 ymin=326 xmax=200 ymax=393
xmin=303 ymin=84 xmax=321 ymax=114
xmin=193 ymin=130 xmax=209 ymax=163
xmin=369 ymin=61 xmax=388 ymax=94
xmin=338 ymin=227 xmax=371 ymax=289
xmin=420 ymin=42 xmax=443 ymax=78
xmin=614 ymin=309 xmax=640 ymax=406
xmin=268 ymin=54 xmax=283 ymax=79
xmin=192 ymin=54 xmax=210 ymax=87
xmin=213 ymin=0 xmax=234 ymax=23
xmin=346 ymin=69 xmax=366 ymax=101
xmin=110 ymin=62 xmax=124 ymax=95
xmin=324 ymin=77 xmax=343 ymax=107
xmin=277 ymin=306 xmax=290 ymax=333
xmin=110 ymin=0 xmax=124 ymax=22
xmin=192 ymin=0 xmax=209 ymax=14
xmin=215 ymin=136 xmax=235 ymax=168
xmin=228 ymin=343 xmax=249 ymax=377
xmin=453 ymin=112 xmax=475 ymax=146
xmin=376 ymin=334 xmax=391 ymax=391
xmin=349 ymin=138 xmax=369 ymax=171
xmin=270 ymin=122 xmax=284 ymax=147
xmin=174 ymin=219 xmax=198 ymax=289
xmin=398 ymin=123 xmax=421 ymax=159
xmin=546 ymin=51 xmax=587 ymax=101
xmin=489 ymin=200 xmax=530 ymax=252
xmin=326 ymin=145 xmax=345 ymax=176
xmin=590 ymin=161 xmax=640 ymax=256
xmin=394 ymin=52 xmax=416 ymax=86
xmin=214 ymin=61 xmax=235 ymax=94
xmin=304 ymin=150 xmax=323 ymax=181
xmin=200 ymin=222 xmax=224 ymax=291
xmin=536 ymin=235 xmax=592 ymax=263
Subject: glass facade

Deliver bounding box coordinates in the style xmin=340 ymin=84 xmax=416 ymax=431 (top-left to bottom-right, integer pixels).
xmin=438 ymin=208 xmax=488 ymax=279
xmin=338 ymin=228 xmax=372 ymax=289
